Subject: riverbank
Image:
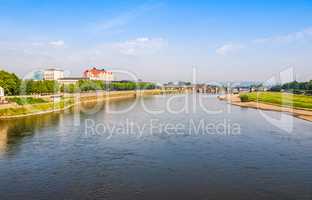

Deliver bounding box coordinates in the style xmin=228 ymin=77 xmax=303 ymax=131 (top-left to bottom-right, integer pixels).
xmin=219 ymin=94 xmax=312 ymax=122
xmin=0 ymin=89 xmax=178 ymax=119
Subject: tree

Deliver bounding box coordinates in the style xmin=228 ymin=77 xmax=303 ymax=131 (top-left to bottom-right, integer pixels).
xmin=281 ymin=80 xmax=312 ymax=93
xmin=78 ymin=80 xmax=103 ymax=91
xmin=0 ymin=70 xmax=21 ymax=95
xmin=24 ymin=80 xmax=35 ymax=95
xmin=307 ymin=80 xmax=312 ymax=90
xmin=45 ymin=80 xmax=59 ymax=94
xmin=61 ymin=84 xmax=79 ymax=93
xmin=270 ymin=85 xmax=282 ymax=92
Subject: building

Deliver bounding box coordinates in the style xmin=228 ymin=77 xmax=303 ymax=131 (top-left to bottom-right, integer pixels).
xmin=0 ymin=86 xmax=7 ymax=104
xmin=32 ymin=70 xmax=44 ymax=81
xmin=0 ymin=87 xmax=4 ymax=97
xmin=58 ymin=77 xmax=89 ymax=85
xmin=44 ymin=69 xmax=64 ymax=81
xmin=84 ymin=67 xmax=114 ymax=81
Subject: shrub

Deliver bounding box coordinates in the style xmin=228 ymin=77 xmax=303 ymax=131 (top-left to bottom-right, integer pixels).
xmin=240 ymin=94 xmax=250 ymax=102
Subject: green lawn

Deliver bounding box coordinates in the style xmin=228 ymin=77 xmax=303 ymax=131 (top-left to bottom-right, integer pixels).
xmin=240 ymin=92 xmax=312 ymax=110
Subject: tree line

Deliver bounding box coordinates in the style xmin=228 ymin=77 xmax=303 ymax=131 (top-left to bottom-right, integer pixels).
xmin=22 ymin=80 xmax=60 ymax=95
xmin=0 ymin=70 xmax=156 ymax=95
xmin=61 ymin=80 xmax=156 ymax=93
xmin=270 ymin=80 xmax=312 ymax=95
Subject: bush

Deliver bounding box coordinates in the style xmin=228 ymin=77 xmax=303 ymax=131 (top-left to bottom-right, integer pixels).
xmin=240 ymin=94 xmax=250 ymax=102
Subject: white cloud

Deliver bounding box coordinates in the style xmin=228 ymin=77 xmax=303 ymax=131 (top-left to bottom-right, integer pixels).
xmin=114 ymin=37 xmax=167 ymax=56
xmin=49 ymin=40 xmax=65 ymax=47
xmin=254 ymin=27 xmax=312 ymax=44
xmin=216 ymin=43 xmax=244 ymax=55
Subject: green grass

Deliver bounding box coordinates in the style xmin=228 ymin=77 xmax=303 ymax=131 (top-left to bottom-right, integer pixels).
xmin=7 ymin=97 xmax=47 ymax=105
xmin=240 ymin=92 xmax=312 ymax=110
xmin=0 ymin=99 xmax=74 ymax=117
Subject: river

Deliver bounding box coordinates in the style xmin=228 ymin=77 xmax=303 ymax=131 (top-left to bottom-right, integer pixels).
xmin=0 ymin=94 xmax=312 ymax=200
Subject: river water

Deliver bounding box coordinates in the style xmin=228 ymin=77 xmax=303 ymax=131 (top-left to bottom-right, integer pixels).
xmin=0 ymin=94 xmax=312 ymax=200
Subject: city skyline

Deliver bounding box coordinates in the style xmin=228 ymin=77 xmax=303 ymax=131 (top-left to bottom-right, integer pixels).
xmin=1 ymin=0 xmax=312 ymax=82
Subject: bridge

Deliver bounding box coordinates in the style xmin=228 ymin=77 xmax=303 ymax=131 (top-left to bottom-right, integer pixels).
xmin=162 ymin=84 xmax=221 ymax=94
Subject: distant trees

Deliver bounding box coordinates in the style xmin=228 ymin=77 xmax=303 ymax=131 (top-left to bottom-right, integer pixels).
xmin=281 ymin=80 xmax=312 ymax=93
xmin=270 ymin=85 xmax=282 ymax=92
xmin=22 ymin=80 xmax=59 ymax=95
xmin=78 ymin=80 xmax=104 ymax=91
xmin=282 ymin=81 xmax=298 ymax=91
xmin=281 ymin=80 xmax=312 ymax=91
xmin=270 ymin=80 xmax=312 ymax=94
xmin=110 ymin=81 xmax=156 ymax=90
xmin=60 ymin=84 xmax=79 ymax=93
xmin=75 ymin=80 xmax=156 ymax=92
xmin=22 ymin=80 xmax=156 ymax=95
xmin=0 ymin=70 xmax=21 ymax=95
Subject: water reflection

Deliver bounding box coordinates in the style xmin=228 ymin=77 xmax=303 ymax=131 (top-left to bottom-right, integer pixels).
xmin=0 ymin=98 xmax=139 ymax=157
xmin=0 ymin=124 xmax=9 ymax=154
xmin=0 ymin=113 xmax=62 ymax=156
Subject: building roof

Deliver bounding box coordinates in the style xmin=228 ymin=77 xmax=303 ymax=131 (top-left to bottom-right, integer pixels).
xmin=84 ymin=67 xmax=112 ymax=76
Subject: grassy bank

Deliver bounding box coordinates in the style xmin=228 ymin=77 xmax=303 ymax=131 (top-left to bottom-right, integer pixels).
xmin=0 ymin=98 xmax=74 ymax=117
xmin=0 ymin=89 xmax=180 ymax=119
xmin=7 ymin=97 xmax=47 ymax=105
xmin=240 ymin=92 xmax=312 ymax=110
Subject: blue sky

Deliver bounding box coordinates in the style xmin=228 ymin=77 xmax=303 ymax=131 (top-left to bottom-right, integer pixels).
xmin=0 ymin=0 xmax=312 ymax=82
